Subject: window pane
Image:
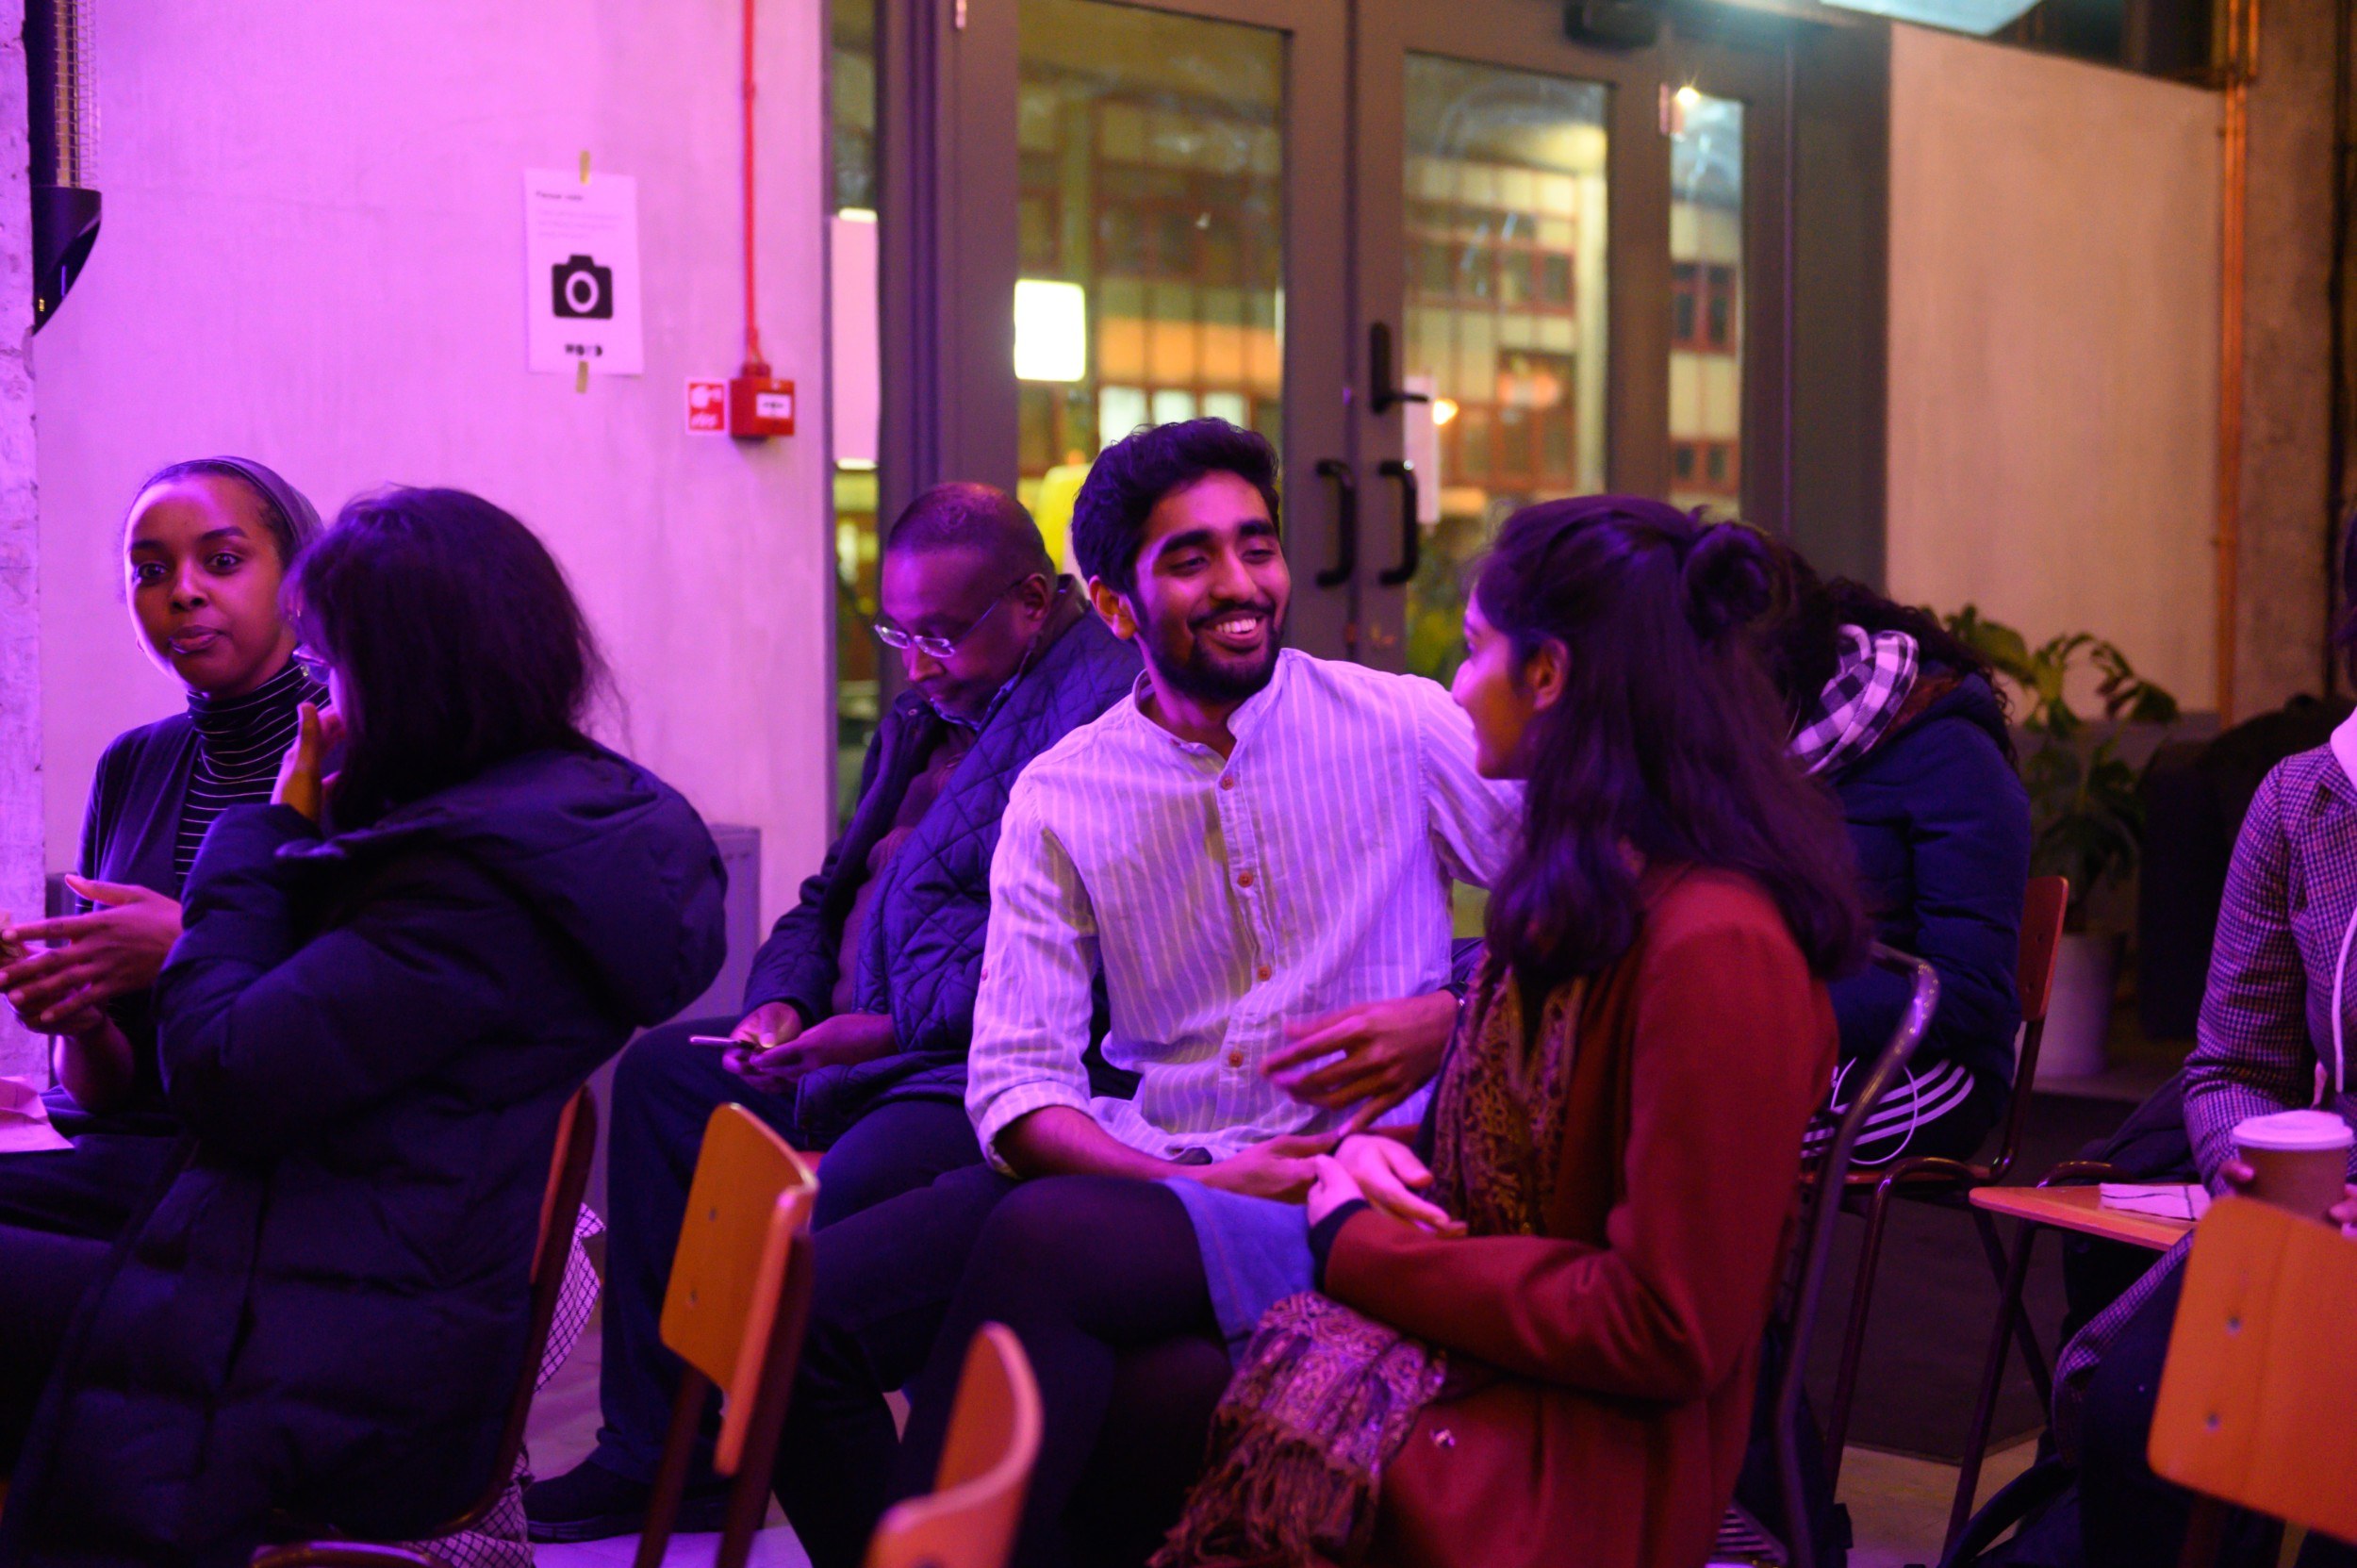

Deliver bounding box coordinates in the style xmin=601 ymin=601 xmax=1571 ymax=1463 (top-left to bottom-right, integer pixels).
xmin=1014 ymin=0 xmax=1285 ymax=569
xmin=831 ymin=0 xmax=881 ymax=825
xmin=1401 ymin=55 xmax=1608 ymax=685
xmin=1668 ymin=91 xmax=1743 ymax=518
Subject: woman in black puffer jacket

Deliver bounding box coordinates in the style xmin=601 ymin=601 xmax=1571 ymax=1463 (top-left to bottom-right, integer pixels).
xmin=0 ymin=487 xmax=727 ymax=1567
xmin=1768 ymin=553 xmax=2032 ymax=1165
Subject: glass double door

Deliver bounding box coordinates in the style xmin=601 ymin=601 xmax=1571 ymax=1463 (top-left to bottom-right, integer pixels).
xmin=944 ymin=0 xmax=1789 ymax=680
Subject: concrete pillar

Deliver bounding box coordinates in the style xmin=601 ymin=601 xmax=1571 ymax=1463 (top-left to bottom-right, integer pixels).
xmin=0 ymin=0 xmax=40 ymax=1079
xmin=2230 ymin=0 xmax=2338 ymax=717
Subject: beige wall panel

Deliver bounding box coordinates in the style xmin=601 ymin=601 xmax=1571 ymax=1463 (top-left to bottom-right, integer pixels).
xmin=33 ymin=0 xmax=834 ymax=932
xmin=1887 ymin=24 xmax=2221 ymax=710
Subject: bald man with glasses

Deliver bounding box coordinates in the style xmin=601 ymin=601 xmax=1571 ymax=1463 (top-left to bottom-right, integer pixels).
xmin=527 ymin=483 xmax=1141 ymax=1543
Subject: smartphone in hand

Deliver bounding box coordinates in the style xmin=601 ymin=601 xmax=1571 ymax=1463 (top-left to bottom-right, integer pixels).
xmin=687 ymin=1035 xmax=739 ymax=1048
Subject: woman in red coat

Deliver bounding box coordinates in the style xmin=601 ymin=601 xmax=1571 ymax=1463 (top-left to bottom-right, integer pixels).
xmin=1162 ymin=497 xmax=1861 ymax=1568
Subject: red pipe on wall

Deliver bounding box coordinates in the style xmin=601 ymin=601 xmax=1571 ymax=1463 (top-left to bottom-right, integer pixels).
xmin=741 ymin=0 xmax=766 ymax=375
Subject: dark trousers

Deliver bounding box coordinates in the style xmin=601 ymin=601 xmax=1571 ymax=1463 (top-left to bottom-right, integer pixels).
xmin=0 ymin=1224 xmax=109 ymax=1470
xmin=0 ymin=1099 xmax=178 ymax=1241
xmin=855 ymin=1176 xmax=1229 ymax=1568
xmin=771 ymin=1161 xmax=1018 ymax=1567
xmin=0 ymin=1107 xmax=180 ymax=1474
xmin=590 ymin=1017 xmax=981 ymax=1483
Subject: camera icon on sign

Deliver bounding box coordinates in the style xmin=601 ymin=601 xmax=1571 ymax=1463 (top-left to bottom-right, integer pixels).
xmin=552 ymin=254 xmax=614 ymax=320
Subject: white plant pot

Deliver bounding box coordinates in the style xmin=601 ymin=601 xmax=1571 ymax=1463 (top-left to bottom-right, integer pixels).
xmin=2036 ymin=932 xmax=2122 ymax=1083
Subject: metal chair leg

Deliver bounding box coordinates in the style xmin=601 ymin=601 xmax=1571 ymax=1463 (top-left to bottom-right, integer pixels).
xmin=1970 ymin=1206 xmax=2053 ymax=1407
xmin=2176 ymin=1496 xmax=2228 ymax=1568
xmin=1947 ymin=1220 xmax=2039 ymax=1556
xmin=1821 ymin=1180 xmax=1899 ymax=1494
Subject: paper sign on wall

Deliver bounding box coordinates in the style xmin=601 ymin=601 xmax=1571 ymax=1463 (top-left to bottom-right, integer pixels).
xmin=523 ymin=169 xmax=645 ymax=376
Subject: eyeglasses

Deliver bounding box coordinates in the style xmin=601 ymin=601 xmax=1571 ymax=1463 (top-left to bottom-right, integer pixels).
xmin=873 ymin=579 xmax=1029 ymax=661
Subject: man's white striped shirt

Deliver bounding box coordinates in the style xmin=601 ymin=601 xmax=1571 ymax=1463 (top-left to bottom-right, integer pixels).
xmin=966 ymin=649 xmax=1522 ymax=1169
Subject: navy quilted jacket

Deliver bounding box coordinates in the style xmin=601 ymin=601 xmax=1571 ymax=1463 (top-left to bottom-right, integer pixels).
xmin=2 ymin=748 xmax=725 ymax=1566
xmin=1828 ymin=673 xmax=2030 ymax=1095
xmin=744 ymin=609 xmax=1141 ymax=1143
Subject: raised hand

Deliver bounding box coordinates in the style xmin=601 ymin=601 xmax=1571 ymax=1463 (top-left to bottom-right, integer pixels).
xmin=272 ymin=702 xmax=346 ymax=823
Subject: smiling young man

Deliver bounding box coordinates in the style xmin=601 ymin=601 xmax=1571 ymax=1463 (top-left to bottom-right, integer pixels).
xmin=762 ymin=420 xmax=1518 ymax=1567
xmin=524 ymin=482 xmax=1141 ymax=1543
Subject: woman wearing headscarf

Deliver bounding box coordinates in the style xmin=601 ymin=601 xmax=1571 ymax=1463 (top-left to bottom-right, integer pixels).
xmin=0 ymin=458 xmax=324 ymax=1263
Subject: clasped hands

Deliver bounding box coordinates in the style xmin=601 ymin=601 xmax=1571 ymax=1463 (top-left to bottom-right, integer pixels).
xmin=0 ymin=702 xmax=343 ymax=1043
xmin=1166 ymin=1131 xmax=1460 ymax=1245
xmin=721 ymin=1004 xmax=898 ymax=1092
xmin=0 ymin=878 xmax=182 ymax=1038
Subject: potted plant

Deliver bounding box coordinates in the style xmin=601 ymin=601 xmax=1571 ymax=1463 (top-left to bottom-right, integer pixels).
xmin=1943 ymin=607 xmax=2181 ymax=1080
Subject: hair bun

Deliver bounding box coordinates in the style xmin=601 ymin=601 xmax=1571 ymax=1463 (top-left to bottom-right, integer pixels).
xmin=1680 ymin=522 xmax=1777 ymax=641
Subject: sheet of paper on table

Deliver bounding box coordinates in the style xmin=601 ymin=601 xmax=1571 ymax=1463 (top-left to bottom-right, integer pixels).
xmin=0 ymin=1074 xmax=72 ymax=1154
xmin=2099 ymin=1182 xmax=2210 ymax=1223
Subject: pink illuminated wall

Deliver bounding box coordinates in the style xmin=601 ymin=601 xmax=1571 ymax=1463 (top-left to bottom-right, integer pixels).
xmin=32 ymin=0 xmax=836 ymax=925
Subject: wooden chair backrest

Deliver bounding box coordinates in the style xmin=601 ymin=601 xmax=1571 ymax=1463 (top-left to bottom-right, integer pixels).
xmin=1984 ymin=875 xmax=2069 ymax=1185
xmin=2018 ymin=875 xmax=2069 ymax=1026
xmin=657 ymin=1103 xmax=818 ymax=1477
xmin=2149 ymin=1196 xmax=2357 ymax=1547
xmin=864 ymin=1324 xmax=1044 ymax=1568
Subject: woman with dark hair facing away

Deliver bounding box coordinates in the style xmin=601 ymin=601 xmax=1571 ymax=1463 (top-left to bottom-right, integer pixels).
xmin=1765 ymin=553 xmax=2031 ymax=1164
xmin=899 ymin=496 xmax=1858 ymax=1568
xmin=0 ymin=458 xmax=323 ymax=1258
xmin=0 ymin=487 xmax=727 ymax=1568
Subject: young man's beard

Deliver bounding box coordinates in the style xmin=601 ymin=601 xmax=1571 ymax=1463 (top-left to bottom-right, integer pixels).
xmin=1146 ymin=599 xmax=1287 ymax=705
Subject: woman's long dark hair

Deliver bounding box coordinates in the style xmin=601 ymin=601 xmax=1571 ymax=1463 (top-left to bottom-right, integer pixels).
xmin=1475 ymin=497 xmax=1866 ymax=991
xmin=292 ymin=487 xmax=608 ymax=828
xmin=1764 ymin=547 xmax=2010 ymax=750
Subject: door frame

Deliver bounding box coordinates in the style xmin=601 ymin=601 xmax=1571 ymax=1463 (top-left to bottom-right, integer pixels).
xmin=876 ymin=0 xmax=1851 ymax=668
xmin=883 ymin=0 xmax=1358 ymax=653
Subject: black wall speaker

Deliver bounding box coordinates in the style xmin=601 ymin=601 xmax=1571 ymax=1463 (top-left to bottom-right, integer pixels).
xmin=24 ymin=0 xmax=101 ymax=332
xmin=1564 ymin=0 xmax=1665 ymax=49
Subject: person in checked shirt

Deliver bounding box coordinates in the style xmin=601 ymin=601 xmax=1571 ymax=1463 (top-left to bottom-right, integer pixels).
xmin=765 ymin=419 xmax=1518 ymax=1568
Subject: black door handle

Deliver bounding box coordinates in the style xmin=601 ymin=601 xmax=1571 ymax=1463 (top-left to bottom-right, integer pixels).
xmin=1370 ymin=322 xmax=1429 ymax=416
xmin=1314 ymin=458 xmax=1358 ymax=588
xmin=1376 ymin=459 xmax=1419 ymax=586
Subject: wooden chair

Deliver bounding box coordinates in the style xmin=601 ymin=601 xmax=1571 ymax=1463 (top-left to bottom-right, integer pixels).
xmin=2150 ymin=1195 xmax=2357 ymax=1565
xmin=632 ymin=1103 xmax=821 ymax=1568
xmin=1760 ymin=944 xmax=1940 ymax=1568
xmin=865 ymin=1324 xmax=1043 ymax=1568
xmin=1821 ymin=875 xmax=2070 ymax=1486
xmin=251 ymin=1083 xmax=600 ymax=1568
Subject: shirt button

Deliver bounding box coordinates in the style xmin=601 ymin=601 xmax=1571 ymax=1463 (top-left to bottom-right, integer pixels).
xmin=1219 ymin=774 xmax=1235 ymax=790
xmin=1257 ymin=965 xmax=1273 ymax=981
xmin=1227 ymin=1048 xmax=1244 ymax=1068
xmin=1236 ymin=870 xmax=1254 ymax=888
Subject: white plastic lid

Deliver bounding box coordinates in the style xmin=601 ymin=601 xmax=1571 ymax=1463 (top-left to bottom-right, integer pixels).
xmin=2233 ymin=1109 xmax=2355 ymax=1152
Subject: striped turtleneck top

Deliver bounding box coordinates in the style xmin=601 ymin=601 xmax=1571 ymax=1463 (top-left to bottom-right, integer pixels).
xmin=175 ymin=656 xmax=329 ymax=882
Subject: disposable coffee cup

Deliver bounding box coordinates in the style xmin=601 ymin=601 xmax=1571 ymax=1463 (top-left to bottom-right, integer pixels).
xmin=2233 ymin=1109 xmax=2353 ymax=1225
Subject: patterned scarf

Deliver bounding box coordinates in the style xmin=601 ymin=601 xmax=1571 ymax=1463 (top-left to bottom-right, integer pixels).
xmin=1155 ymin=971 xmax=1584 ymax=1568
xmin=1788 ymin=626 xmax=1919 ymax=777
